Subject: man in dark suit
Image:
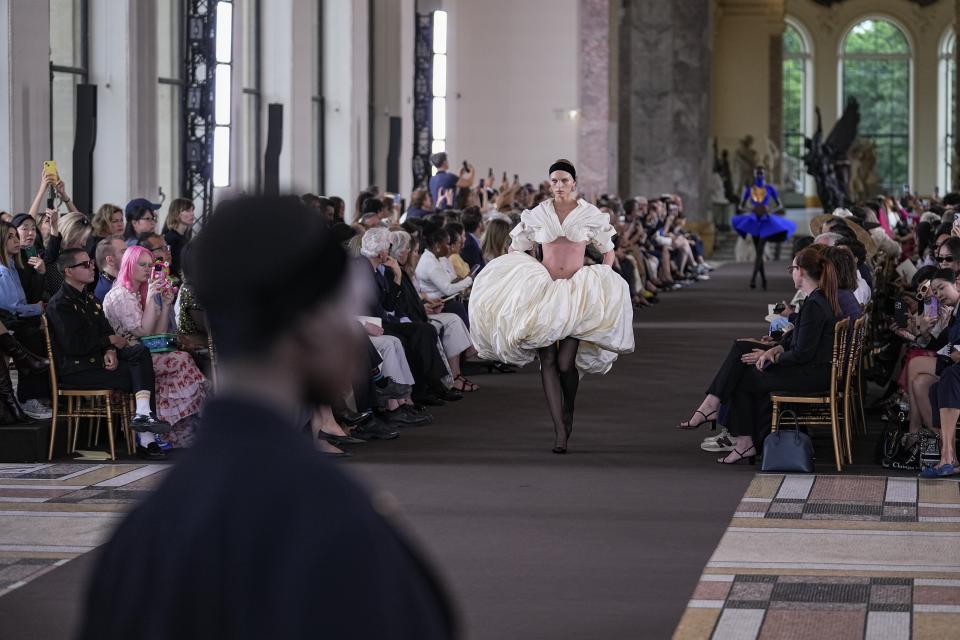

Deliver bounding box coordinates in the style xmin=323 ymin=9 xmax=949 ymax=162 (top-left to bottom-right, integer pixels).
xmin=76 ymin=196 xmax=457 ymax=640
xmin=459 ymin=207 xmax=485 ymax=271
xmin=45 ymin=248 xmax=171 ymax=459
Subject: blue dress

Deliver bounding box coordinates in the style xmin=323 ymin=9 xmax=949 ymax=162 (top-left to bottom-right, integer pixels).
xmin=731 ymin=183 xmax=797 ymax=242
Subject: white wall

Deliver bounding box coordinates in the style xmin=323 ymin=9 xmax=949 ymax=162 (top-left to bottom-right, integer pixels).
xmin=89 ymin=0 xmax=158 ymax=207
xmin=444 ymin=0 xmax=580 ymax=186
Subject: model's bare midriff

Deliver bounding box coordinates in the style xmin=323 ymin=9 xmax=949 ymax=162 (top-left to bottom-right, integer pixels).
xmin=542 ymin=238 xmax=587 ymax=280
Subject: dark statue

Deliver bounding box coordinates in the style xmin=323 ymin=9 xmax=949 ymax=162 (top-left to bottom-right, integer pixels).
xmin=802 ymin=98 xmax=860 ymax=213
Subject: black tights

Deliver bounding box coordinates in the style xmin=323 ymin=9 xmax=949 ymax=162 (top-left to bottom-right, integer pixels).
xmin=538 ymin=337 xmax=580 ymax=449
xmin=751 ymin=236 xmax=767 ymax=288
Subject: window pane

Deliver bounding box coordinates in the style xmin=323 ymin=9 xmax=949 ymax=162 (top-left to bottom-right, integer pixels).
xmin=157 ymin=83 xmax=181 ymax=202
xmin=50 ymin=0 xmax=82 ymax=68
xmin=844 ymin=19 xmax=909 ymax=55
xmin=51 ymin=72 xmax=79 ymax=188
xmin=157 ymin=0 xmax=180 ymax=79
xmin=843 ymin=57 xmax=910 ymax=191
xmin=783 ymin=25 xmax=804 ymax=55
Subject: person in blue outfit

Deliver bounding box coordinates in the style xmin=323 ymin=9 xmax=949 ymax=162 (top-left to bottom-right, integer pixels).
xmin=731 ymin=166 xmax=797 ymax=290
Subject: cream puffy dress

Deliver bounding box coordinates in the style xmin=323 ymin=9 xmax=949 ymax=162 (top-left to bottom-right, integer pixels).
xmin=469 ymin=199 xmax=635 ymax=375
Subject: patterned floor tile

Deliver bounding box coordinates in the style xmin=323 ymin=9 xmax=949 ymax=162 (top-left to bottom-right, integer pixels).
xmin=675 ymin=475 xmax=960 ymax=639
xmin=0 ymin=462 xmax=157 ymax=599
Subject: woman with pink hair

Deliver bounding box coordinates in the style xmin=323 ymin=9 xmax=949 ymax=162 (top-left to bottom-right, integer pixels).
xmin=103 ymin=245 xmax=206 ymax=448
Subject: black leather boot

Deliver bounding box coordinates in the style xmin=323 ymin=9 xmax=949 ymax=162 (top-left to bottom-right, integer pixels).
xmin=0 ymin=332 xmax=48 ymax=373
xmin=0 ymin=364 xmax=33 ymax=424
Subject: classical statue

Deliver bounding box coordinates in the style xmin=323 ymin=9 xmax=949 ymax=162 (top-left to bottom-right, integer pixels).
xmin=849 ymin=137 xmax=880 ymax=202
xmin=802 ymin=99 xmax=860 ymax=213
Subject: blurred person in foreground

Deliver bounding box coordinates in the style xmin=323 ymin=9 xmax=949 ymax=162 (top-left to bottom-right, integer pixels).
xmin=77 ymin=195 xmax=457 ymax=640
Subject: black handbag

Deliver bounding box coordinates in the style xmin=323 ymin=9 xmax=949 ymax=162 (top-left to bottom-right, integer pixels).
xmin=761 ymin=409 xmax=815 ymax=473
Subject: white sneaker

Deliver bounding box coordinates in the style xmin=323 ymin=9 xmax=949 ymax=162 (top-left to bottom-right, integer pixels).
xmin=701 ymin=433 xmax=736 ymax=452
xmin=21 ymin=399 xmax=52 ymax=420
xmin=702 ymin=427 xmax=731 ymax=443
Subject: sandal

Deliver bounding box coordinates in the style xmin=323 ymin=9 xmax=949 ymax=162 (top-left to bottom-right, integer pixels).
xmin=678 ymin=409 xmax=717 ymax=431
xmin=454 ymin=375 xmax=479 ymax=392
xmin=717 ymin=445 xmax=757 ymax=465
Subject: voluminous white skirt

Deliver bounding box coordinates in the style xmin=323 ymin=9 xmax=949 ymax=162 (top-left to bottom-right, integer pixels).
xmin=468 ymin=252 xmax=635 ymax=375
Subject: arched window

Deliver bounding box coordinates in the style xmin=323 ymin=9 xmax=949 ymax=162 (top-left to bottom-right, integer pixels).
xmin=939 ymin=29 xmax=956 ymax=192
xmin=782 ymin=20 xmax=811 ymax=195
xmin=841 ymin=18 xmax=911 ymax=192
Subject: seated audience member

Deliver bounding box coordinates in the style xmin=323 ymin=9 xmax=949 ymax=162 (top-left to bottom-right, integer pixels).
xmin=444 ymin=222 xmax=472 ymax=280
xmin=103 ymin=246 xmax=207 ymax=448
xmin=0 ymin=221 xmax=53 ymax=418
xmin=359 ymin=228 xmax=461 ymax=405
xmin=94 ymin=235 xmax=127 ymax=302
xmin=89 ymin=204 xmax=125 ymax=256
xmin=904 ymin=269 xmax=960 ymax=437
xmin=43 ymin=212 xmax=94 ymax=296
xmin=389 ymin=230 xmax=480 ymax=393
xmin=91 ymin=203 xmax=125 ymax=240
xmin=679 ymin=248 xmax=853 ymax=465
xmin=161 ymin=198 xmax=195 ymax=277
xmin=405 ymin=188 xmax=433 ymax=220
xmin=11 ymin=213 xmax=49 ymax=302
xmin=45 ymin=248 xmax=171 ymax=458
xmin=329 ymin=195 xmax=346 ymax=223
xmin=123 ymin=198 xmax=161 ymax=247
xmin=11 ymin=213 xmax=46 ymax=305
xmin=923 ymin=269 xmax=960 ymax=478
xmin=301 ymin=195 xmax=336 ymax=224
xmin=460 ymin=207 xmax=485 ymax=270
xmin=481 ymin=217 xmax=512 ymax=263
xmin=138 ymin=232 xmax=176 ymax=283
xmin=416 ymin=226 xmax=473 ymax=326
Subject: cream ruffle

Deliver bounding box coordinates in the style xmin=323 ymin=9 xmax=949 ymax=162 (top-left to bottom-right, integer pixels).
xmin=509 ymin=199 xmax=616 ymax=253
xmin=468 ymin=252 xmax=634 ymax=375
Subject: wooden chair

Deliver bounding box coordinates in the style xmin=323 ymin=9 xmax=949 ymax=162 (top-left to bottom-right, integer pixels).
xmin=842 ymin=315 xmax=868 ymax=462
xmin=770 ymin=318 xmax=851 ymax=472
xmin=42 ymin=316 xmax=133 ymax=461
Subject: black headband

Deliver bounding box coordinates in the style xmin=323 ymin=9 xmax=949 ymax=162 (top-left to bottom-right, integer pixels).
xmin=549 ymin=161 xmax=576 ymax=181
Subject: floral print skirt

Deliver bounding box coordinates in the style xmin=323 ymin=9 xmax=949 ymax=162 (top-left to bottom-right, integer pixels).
xmin=152 ymin=350 xmax=206 ymax=447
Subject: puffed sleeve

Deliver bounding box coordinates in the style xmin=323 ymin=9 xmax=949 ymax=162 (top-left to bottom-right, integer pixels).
xmin=588 ymin=218 xmax=617 ymax=253
xmin=509 ymin=219 xmax=535 ymax=252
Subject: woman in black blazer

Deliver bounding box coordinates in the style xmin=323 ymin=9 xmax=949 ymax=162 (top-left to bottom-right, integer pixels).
xmin=679 ymin=247 xmax=846 ymax=464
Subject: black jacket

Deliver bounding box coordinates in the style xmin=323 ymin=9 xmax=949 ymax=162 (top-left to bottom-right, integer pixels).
xmin=779 ymin=289 xmax=839 ymax=367
xmin=77 ymin=397 xmax=457 ymax=640
xmin=44 ymin=282 xmax=116 ymax=376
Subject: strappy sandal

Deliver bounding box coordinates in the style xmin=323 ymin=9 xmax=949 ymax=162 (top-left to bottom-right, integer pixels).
xmin=717 ymin=445 xmax=757 ymax=465
xmin=454 ymin=375 xmax=479 ymax=392
xmin=678 ymin=409 xmax=717 ymax=431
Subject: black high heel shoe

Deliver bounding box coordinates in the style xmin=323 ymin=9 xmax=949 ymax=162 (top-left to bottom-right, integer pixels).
xmin=717 ymin=446 xmax=757 ymax=465
xmin=678 ymin=409 xmax=717 ymax=431
xmin=0 ymin=333 xmax=48 ymax=373
xmin=750 ymin=281 xmax=756 ymax=290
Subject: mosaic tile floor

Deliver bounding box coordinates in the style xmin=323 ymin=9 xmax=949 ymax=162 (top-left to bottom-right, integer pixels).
xmin=0 ymin=462 xmax=168 ymax=597
xmin=674 ymin=475 xmax=960 ymax=640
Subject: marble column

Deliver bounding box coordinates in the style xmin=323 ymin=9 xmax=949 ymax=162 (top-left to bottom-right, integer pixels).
xmin=0 ymin=0 xmax=50 ymax=210
xmin=578 ymin=0 xmax=611 ymax=200
xmin=619 ymin=0 xmax=713 ymax=219
xmin=769 ymin=32 xmax=783 ymax=183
